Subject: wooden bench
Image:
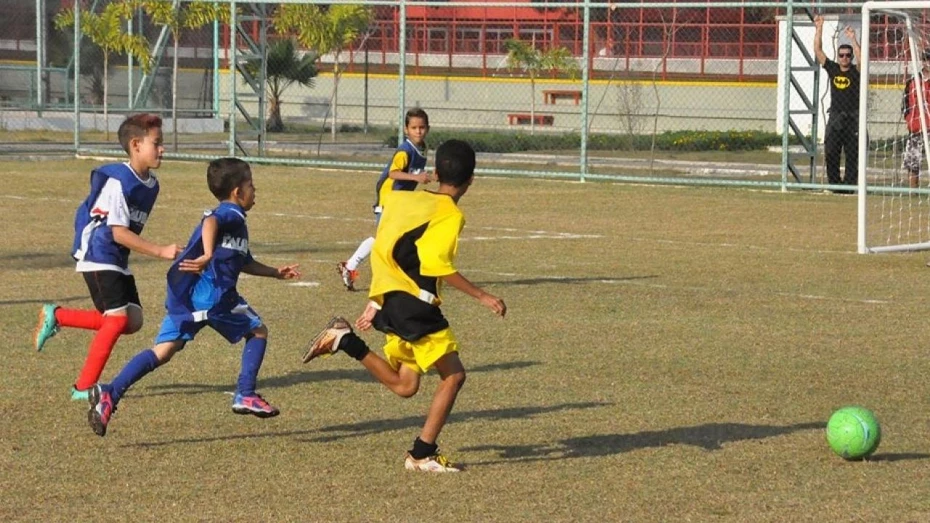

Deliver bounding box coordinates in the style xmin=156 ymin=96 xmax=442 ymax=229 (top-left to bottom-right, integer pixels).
xmin=507 ymin=113 xmax=554 ymax=126
xmin=542 ymin=89 xmax=582 ymax=105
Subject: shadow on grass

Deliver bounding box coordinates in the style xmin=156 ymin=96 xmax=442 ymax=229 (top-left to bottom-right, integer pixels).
xmin=302 ymin=401 xmax=607 ymax=443
xmin=248 ymin=242 xmax=351 ymax=256
xmin=462 ymin=421 xmax=825 ymax=465
xmin=134 ymin=360 xmax=542 ymax=398
xmin=0 ymin=252 xmax=77 ymax=271
xmin=868 ymin=452 xmax=930 ymax=462
xmin=476 ymin=275 xmax=658 ymax=287
xmin=122 ymin=400 xmax=606 ymax=449
xmin=0 ymin=295 xmax=87 ymax=307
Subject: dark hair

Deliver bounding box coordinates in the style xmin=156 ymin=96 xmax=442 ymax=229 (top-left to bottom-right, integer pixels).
xmin=207 ymin=157 xmax=252 ymax=200
xmin=434 ymin=139 xmax=475 ymax=187
xmin=405 ymin=107 xmax=429 ymax=127
xmin=117 ymin=113 xmax=162 ymax=153
xmin=838 ymin=44 xmax=853 ymax=54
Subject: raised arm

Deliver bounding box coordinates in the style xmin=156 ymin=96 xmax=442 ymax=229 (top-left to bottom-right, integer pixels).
xmin=814 ymin=15 xmax=827 ymax=66
xmin=845 ymin=25 xmax=862 ymax=71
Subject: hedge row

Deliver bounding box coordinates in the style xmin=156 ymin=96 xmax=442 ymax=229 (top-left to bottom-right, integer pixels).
xmin=386 ymin=129 xmax=795 ymax=153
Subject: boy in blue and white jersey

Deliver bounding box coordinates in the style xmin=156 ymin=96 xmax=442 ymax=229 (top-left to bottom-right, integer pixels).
xmin=87 ymin=158 xmax=301 ymax=436
xmin=338 ymin=108 xmax=433 ymax=291
xmin=33 ymin=114 xmax=181 ymax=401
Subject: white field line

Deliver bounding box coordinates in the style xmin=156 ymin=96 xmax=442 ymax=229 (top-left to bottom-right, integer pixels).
xmin=4 ymin=194 xmax=602 ymax=243
xmin=629 ymin=236 xmax=855 ymax=256
xmin=266 ymin=211 xmax=603 ymax=240
xmin=3 ymin=194 xmax=867 ymax=254
xmin=287 ymin=281 xmax=320 ymax=287
xmin=468 ymin=269 xmax=891 ymax=305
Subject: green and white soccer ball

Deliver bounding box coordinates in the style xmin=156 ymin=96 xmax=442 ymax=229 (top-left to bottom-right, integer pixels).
xmin=825 ymin=406 xmax=881 ymax=460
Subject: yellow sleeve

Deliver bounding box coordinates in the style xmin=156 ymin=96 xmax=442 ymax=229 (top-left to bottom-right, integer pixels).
xmin=417 ymin=213 xmax=464 ymax=277
xmin=389 ymin=151 xmax=409 ymax=174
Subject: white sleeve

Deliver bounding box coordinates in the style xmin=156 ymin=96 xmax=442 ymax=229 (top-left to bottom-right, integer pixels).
xmin=92 ymin=178 xmax=130 ymax=227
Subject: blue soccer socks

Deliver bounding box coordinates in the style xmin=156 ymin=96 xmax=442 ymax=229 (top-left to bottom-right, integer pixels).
xmin=109 ymin=348 xmax=160 ymax=405
xmin=236 ymin=336 xmax=267 ymax=397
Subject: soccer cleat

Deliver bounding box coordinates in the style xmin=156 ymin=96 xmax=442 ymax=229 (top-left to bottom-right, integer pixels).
xmin=337 ymin=262 xmax=359 ymax=291
xmin=87 ymin=384 xmax=114 ymax=437
xmin=404 ymin=451 xmax=462 ymax=473
xmin=232 ymin=393 xmax=280 ymax=418
xmin=34 ymin=303 xmax=60 ymax=352
xmin=302 ymin=317 xmax=352 ymax=363
xmin=70 ymin=387 xmax=90 ymax=402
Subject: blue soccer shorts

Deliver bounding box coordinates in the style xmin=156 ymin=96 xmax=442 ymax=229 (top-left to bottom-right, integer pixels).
xmin=155 ymin=300 xmax=263 ymax=345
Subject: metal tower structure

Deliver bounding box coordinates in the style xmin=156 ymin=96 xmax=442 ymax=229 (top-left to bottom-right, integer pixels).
xmin=126 ymin=1 xmax=268 ymax=156
xmin=782 ymin=5 xmax=821 ymax=184
xmin=229 ymin=2 xmax=268 ymax=156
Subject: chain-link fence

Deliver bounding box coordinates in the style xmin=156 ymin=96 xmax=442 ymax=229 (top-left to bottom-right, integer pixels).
xmin=0 ymin=0 xmax=885 ymax=188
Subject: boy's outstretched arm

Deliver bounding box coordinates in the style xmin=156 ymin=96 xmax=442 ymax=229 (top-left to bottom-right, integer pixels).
xmin=386 ymin=152 xmax=432 ymax=184
xmin=441 ymin=272 xmax=507 ymax=317
xmin=111 ymin=225 xmax=180 ymax=260
xmin=178 ymin=215 xmax=217 ymax=273
xmin=389 ymin=169 xmax=432 ymax=184
xmin=242 ymin=260 xmax=301 ymax=280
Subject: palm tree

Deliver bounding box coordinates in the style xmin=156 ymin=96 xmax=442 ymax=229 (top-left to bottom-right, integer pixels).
xmin=54 ymin=0 xmax=151 ymax=140
xmin=143 ymin=0 xmax=229 ymax=151
xmin=504 ymin=39 xmax=579 ymax=134
xmin=245 ymin=38 xmax=318 ymax=132
xmin=274 ymin=4 xmax=371 ymax=141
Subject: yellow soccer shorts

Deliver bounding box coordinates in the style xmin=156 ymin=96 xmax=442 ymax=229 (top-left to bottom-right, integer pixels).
xmin=383 ymin=328 xmax=459 ymax=374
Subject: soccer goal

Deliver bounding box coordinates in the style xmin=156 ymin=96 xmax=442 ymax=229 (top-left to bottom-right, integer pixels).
xmin=859 ymin=1 xmax=930 ymax=253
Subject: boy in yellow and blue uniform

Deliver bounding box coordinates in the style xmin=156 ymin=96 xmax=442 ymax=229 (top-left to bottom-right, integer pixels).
xmin=338 ymin=108 xmax=432 ymax=291
xmin=87 ymin=158 xmax=301 ymax=436
xmin=306 ymin=139 xmax=507 ymax=472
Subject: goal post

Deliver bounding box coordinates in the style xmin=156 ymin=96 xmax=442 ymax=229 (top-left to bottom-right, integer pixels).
xmin=859 ymin=1 xmax=930 ymax=253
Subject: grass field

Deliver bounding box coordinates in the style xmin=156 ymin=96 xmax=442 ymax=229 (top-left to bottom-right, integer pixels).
xmin=3 ymin=158 xmax=930 ymax=521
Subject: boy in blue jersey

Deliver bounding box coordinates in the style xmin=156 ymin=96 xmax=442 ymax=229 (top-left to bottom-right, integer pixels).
xmin=87 ymin=158 xmax=301 ymax=436
xmin=338 ymin=108 xmax=433 ymax=291
xmin=33 ymin=113 xmax=181 ymax=401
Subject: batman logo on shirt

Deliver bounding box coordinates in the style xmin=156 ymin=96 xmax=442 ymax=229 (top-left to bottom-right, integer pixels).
xmin=833 ymin=76 xmax=851 ymax=90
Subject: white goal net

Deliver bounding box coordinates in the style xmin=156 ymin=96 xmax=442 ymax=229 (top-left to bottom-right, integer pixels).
xmin=859 ymin=1 xmax=930 ymax=253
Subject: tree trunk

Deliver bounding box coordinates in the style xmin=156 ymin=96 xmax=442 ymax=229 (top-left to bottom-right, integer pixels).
xmin=267 ymin=97 xmax=284 ymax=132
xmin=172 ymin=35 xmax=179 ymax=152
xmin=530 ymin=75 xmax=536 ymax=135
xmin=650 ymin=15 xmax=676 ymax=174
xmin=331 ymin=62 xmax=340 ymax=142
xmin=103 ymin=52 xmax=109 ymax=141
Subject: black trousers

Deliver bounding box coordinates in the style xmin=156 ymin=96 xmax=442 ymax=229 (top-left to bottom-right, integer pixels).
xmin=824 ymin=112 xmax=859 ymax=186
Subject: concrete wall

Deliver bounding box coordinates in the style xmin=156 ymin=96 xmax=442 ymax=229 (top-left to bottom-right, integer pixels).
xmin=225 ymin=71 xmax=779 ymax=134
xmin=1 ymin=65 xmax=780 ymax=135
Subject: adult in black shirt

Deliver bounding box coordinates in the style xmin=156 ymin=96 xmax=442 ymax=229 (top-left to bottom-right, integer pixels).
xmin=814 ymin=15 xmax=862 ymax=189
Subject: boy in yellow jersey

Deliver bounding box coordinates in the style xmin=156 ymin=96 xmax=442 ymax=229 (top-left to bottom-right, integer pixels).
xmin=304 ymin=139 xmax=506 ymax=472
